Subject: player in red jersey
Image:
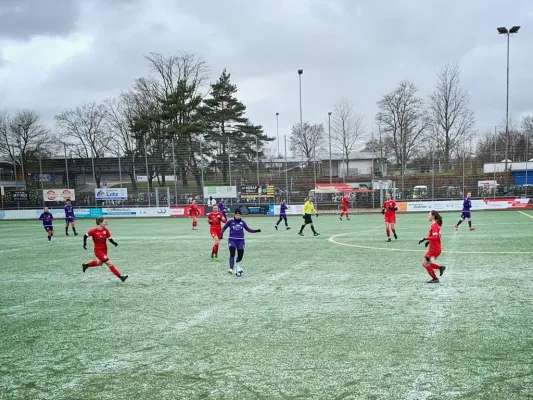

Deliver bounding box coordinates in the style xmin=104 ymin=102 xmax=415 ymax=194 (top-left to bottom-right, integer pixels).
xmin=418 ymin=210 xmax=446 ymax=283
xmin=207 ymin=204 xmax=226 ymax=260
xmin=339 ymin=195 xmax=350 ymax=220
xmin=82 ymin=217 xmax=128 ymax=282
xmin=189 ymin=200 xmax=199 ymax=230
xmin=382 ymin=193 xmax=398 ymax=241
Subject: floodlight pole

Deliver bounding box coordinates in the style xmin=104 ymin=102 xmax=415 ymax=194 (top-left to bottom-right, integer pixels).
xmin=328 ymin=112 xmax=332 ymax=183
xmin=276 ymin=112 xmax=280 ymax=157
xmin=498 ymin=26 xmax=520 ymax=174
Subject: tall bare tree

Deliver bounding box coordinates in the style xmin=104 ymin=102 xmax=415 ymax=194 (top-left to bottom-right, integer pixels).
xmin=523 ymin=115 xmax=533 ymax=163
xmin=427 ymin=63 xmax=475 ymax=169
xmin=103 ymin=96 xmax=139 ymax=189
xmin=364 ymin=122 xmax=394 ymax=161
xmin=331 ymin=98 xmax=365 ymax=175
xmin=55 ymin=102 xmax=108 ymax=188
xmin=289 ymin=122 xmax=325 ymax=160
xmin=0 ymin=110 xmax=51 ymax=182
xmin=376 ymin=81 xmax=427 ymax=169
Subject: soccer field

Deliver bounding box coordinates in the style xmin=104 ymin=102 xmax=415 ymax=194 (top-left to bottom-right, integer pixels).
xmin=1 ymin=210 xmax=533 ymax=399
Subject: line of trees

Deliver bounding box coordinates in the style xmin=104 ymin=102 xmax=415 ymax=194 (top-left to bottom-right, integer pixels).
xmin=1 ymin=52 xmax=271 ymax=189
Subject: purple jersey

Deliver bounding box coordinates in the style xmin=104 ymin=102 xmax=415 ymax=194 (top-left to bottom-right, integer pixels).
xmin=222 ymin=219 xmax=257 ymax=242
xmin=39 ymin=212 xmax=53 ymax=227
xmin=64 ymin=204 xmax=75 ymax=218
xmin=462 ymin=198 xmax=472 ymax=212
xmin=280 ymin=203 xmax=287 ymax=215
xmin=218 ymin=201 xmax=226 ymax=212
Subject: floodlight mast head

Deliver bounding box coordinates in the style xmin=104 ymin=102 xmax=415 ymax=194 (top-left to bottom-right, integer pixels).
xmin=497 ymin=27 xmax=508 ymax=34
xmin=509 ymin=26 xmax=520 ymax=34
xmin=298 ymin=69 xmax=303 ymax=75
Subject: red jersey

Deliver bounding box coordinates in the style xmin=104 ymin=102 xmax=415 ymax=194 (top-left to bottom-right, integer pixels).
xmin=341 ymin=197 xmax=349 ymax=209
xmin=425 ymin=222 xmax=442 ymax=253
xmin=87 ymin=227 xmax=112 ymax=252
xmin=189 ymin=204 xmax=199 ymax=217
xmin=207 ymin=212 xmax=226 ymax=230
xmin=383 ymin=200 xmax=397 ymax=216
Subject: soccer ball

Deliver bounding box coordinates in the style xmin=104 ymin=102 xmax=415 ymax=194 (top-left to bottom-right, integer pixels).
xmin=235 ymin=267 xmax=244 ymax=277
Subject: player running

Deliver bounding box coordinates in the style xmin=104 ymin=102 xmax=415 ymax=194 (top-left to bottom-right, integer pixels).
xmin=220 ymin=209 xmax=261 ymax=275
xmin=382 ymin=193 xmax=398 ymax=241
xmin=64 ymin=199 xmax=77 ymax=236
xmin=298 ymin=196 xmax=319 ymax=236
xmin=419 ymin=210 xmax=446 ymax=283
xmin=82 ymin=217 xmax=128 ymax=282
xmin=339 ymin=195 xmax=350 ymax=220
xmin=207 ymin=204 xmax=226 ymax=260
xmin=218 ymin=199 xmax=227 ymax=219
xmin=455 ymin=192 xmax=475 ymax=231
xmin=275 ymin=200 xmax=290 ymax=230
xmin=39 ymin=207 xmax=54 ymax=242
xmin=189 ymin=199 xmax=199 ymax=230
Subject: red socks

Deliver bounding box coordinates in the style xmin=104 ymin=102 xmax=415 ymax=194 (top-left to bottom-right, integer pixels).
xmin=386 ymin=229 xmax=390 ymax=237
xmin=212 ymin=244 xmax=219 ymax=255
xmin=429 ymin=263 xmax=440 ymax=270
xmin=87 ymin=260 xmax=99 ymax=267
xmin=425 ymin=266 xmax=437 ymax=279
xmin=193 ymin=221 xmax=197 ymax=228
xmin=108 ymin=265 xmax=121 ymax=277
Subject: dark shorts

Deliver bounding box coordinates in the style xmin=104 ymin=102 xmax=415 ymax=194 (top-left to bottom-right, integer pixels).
xmin=44 ymin=226 xmax=53 ymax=232
xmin=65 ymin=217 xmax=75 ymax=223
xmin=279 ymin=214 xmax=287 ymax=220
xmin=303 ymin=214 xmax=313 ymax=224
xmin=228 ymin=240 xmax=245 ymax=250
xmin=461 ymin=212 xmax=471 ymax=219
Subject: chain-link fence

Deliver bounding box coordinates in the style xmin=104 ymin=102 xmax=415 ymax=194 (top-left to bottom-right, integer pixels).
xmin=1 ymin=128 xmax=531 ymax=210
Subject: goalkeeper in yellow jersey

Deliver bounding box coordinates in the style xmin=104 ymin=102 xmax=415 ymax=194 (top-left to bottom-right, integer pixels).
xmin=298 ymin=196 xmax=319 ymax=236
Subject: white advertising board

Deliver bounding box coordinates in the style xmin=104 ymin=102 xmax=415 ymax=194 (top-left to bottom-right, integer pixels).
xmin=43 ymin=189 xmax=76 ymax=202
xmin=203 ymin=186 xmax=238 ymax=199
xmin=267 ymin=204 xmax=304 ymax=215
xmin=95 ymin=188 xmax=128 ymax=200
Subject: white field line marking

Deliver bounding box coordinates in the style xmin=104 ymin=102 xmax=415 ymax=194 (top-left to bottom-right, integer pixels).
xmin=328 ymin=231 xmax=533 ymax=255
xmin=518 ymin=211 xmax=533 ymax=220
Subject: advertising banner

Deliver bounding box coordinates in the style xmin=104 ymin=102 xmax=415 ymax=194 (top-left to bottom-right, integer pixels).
xmin=74 ymin=208 xmax=103 ymax=218
xmin=267 ymin=204 xmax=304 ymax=215
xmin=95 ymin=188 xmax=128 ymax=201
xmin=238 ymin=205 xmax=269 ymax=215
xmin=43 ymin=189 xmax=76 ymax=202
xmin=7 ymin=190 xmax=28 ymax=202
xmin=102 ymin=207 xmax=136 ymax=217
xmin=170 ymin=205 xmax=205 ymax=217
xmin=405 ymin=198 xmax=531 ymax=212
xmin=203 ymin=186 xmax=238 ymax=199
xmin=241 ymin=185 xmax=275 ymax=198
xmin=136 ymin=208 xmax=171 ymax=217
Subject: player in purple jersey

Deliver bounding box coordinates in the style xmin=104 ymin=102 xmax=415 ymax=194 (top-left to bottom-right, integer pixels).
xmin=220 ymin=209 xmax=261 ymax=275
xmin=218 ymin=199 xmax=227 ymax=219
xmin=64 ymin=199 xmax=78 ymax=236
xmin=275 ymin=200 xmax=291 ymax=230
xmin=455 ymin=192 xmax=475 ymax=231
xmin=39 ymin=207 xmax=54 ymax=241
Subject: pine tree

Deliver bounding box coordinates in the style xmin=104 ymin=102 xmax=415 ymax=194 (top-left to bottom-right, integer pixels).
xmin=202 ymin=69 xmax=270 ymax=184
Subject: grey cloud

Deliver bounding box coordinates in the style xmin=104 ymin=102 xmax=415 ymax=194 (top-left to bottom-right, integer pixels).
xmin=2 ymin=0 xmax=533 ymax=138
xmin=0 ymin=0 xmax=82 ymax=40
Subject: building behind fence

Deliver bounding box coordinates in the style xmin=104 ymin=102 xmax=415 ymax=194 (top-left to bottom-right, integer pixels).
xmin=1 ymin=139 xmax=532 ymax=210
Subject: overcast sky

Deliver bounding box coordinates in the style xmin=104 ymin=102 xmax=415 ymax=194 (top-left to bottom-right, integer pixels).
xmin=1 ymin=0 xmax=532 ymax=150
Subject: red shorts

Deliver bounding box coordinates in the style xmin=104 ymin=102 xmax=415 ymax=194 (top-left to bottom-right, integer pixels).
xmin=425 ymin=249 xmax=441 ymax=261
xmin=342 ymin=207 xmax=348 ymax=212
xmin=384 ymin=214 xmax=396 ymax=223
xmin=94 ymin=251 xmax=109 ymax=262
xmin=210 ymin=229 xmax=221 ymax=238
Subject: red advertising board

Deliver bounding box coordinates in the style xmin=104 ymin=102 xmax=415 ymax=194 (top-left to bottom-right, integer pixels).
xmin=170 ymin=205 xmax=205 ymax=217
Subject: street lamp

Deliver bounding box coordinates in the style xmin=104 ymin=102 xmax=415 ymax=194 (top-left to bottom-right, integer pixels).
xmin=328 ymin=112 xmax=332 ymax=183
xmin=497 ymin=25 xmax=520 ymax=173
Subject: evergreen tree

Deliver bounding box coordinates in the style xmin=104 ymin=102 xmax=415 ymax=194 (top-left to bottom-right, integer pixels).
xmin=201 ymin=69 xmax=270 ymax=184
